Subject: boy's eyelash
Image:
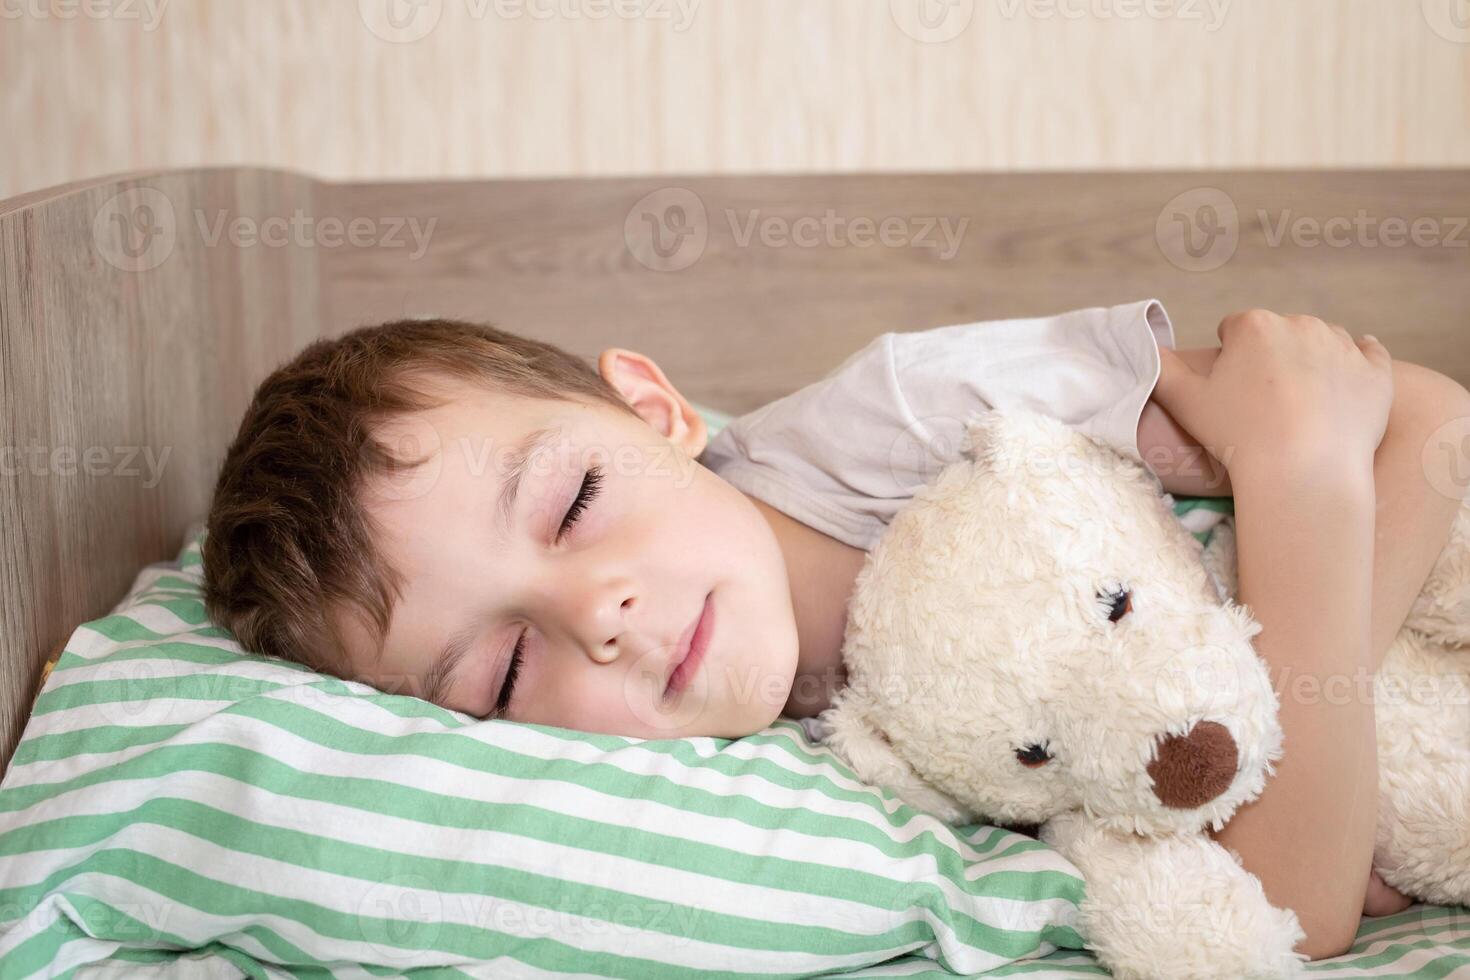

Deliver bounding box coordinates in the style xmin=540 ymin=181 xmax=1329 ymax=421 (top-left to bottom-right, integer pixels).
xmin=495 ymin=630 xmax=528 ymax=717
xmin=557 ymin=465 xmax=603 ymax=540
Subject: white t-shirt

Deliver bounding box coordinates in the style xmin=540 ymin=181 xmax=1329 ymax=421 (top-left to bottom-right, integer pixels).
xmin=697 ymin=298 xmax=1177 ymax=553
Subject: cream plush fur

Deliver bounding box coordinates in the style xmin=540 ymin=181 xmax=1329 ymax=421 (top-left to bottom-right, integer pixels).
xmin=819 ymin=409 xmax=1470 ymax=980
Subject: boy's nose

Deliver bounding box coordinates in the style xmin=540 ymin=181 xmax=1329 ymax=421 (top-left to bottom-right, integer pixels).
xmin=1146 ymin=721 xmax=1238 ymax=808
xmin=552 ymin=579 xmax=637 ymax=663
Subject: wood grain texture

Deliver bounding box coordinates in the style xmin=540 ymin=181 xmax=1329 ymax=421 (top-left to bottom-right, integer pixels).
xmin=2 ymin=0 xmax=1469 ymax=199
xmin=0 ymin=168 xmax=325 ymax=772
xmin=322 ymin=170 xmax=1470 ymax=415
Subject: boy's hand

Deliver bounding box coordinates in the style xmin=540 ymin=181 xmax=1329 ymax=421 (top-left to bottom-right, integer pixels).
xmin=1363 ymin=870 xmax=1414 ymax=918
xmin=1152 ymin=310 xmax=1394 ymax=481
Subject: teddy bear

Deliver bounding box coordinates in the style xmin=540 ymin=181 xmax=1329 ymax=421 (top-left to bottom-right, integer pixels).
xmin=818 ymin=408 xmax=1470 ymax=980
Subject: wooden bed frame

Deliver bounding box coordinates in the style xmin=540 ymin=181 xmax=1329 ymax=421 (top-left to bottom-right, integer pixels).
xmin=3 ymin=166 xmax=1468 ymax=772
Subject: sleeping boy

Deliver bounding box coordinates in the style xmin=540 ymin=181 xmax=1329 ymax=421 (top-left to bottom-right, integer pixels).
xmin=202 ymin=301 xmax=1470 ymax=959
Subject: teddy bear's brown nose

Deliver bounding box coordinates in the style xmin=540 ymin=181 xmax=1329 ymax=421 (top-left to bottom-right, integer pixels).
xmin=1147 ymin=721 xmax=1238 ymax=808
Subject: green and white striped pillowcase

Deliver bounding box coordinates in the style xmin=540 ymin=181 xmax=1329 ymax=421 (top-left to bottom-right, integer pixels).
xmin=0 ymin=527 xmax=1090 ymax=978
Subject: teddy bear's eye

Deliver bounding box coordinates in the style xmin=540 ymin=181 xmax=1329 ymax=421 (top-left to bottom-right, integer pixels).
xmin=1098 ymin=586 xmax=1132 ymax=623
xmin=1016 ymin=742 xmax=1053 ymax=768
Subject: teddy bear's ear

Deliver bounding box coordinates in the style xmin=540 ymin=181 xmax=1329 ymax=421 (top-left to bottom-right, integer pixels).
xmin=959 ymin=408 xmax=1080 ymax=473
xmin=818 ymin=691 xmax=976 ymax=826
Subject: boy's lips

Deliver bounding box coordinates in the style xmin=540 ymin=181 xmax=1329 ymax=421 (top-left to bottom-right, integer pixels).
xmin=665 ymin=592 xmax=714 ymax=696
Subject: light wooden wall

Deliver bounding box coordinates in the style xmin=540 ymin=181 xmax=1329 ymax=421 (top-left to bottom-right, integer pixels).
xmin=0 ymin=168 xmax=326 ymax=770
xmin=3 ymin=0 xmax=1469 ymax=198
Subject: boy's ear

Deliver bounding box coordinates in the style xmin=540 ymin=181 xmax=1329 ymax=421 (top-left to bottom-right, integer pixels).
xmin=597 ymin=347 xmax=707 ymax=458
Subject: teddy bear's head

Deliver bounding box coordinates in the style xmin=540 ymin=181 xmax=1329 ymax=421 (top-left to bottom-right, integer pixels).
xmin=821 ymin=409 xmax=1284 ymax=837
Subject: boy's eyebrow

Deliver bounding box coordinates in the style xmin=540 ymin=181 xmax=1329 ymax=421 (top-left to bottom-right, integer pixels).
xmin=493 ymin=425 xmax=559 ymax=541
xmin=421 ymin=424 xmax=561 ymax=712
xmin=420 ymin=623 xmax=476 ymax=710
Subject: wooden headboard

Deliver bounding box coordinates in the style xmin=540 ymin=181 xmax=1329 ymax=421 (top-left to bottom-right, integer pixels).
xmin=4 ymin=165 xmax=1468 ymax=771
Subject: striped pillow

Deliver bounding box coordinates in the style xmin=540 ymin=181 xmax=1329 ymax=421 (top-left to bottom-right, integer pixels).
xmin=0 ymin=532 xmax=1089 ymax=976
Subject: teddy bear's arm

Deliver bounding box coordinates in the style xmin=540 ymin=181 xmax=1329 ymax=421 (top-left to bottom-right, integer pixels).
xmin=1041 ymin=811 xmax=1307 ymax=980
xmin=818 ymin=690 xmax=976 ymax=825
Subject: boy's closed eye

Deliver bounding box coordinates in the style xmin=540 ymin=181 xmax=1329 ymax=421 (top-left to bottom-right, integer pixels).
xmin=491 ymin=463 xmax=606 ymax=716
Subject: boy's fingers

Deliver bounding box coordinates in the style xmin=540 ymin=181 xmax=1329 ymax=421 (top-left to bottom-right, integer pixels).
xmin=1357 ymin=333 xmax=1391 ymax=368
xmin=1151 ymin=346 xmax=1207 ymax=436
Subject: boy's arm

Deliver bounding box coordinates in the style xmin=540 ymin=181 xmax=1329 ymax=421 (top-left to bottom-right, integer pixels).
xmin=1206 ymin=453 xmax=1378 ymax=960
xmin=1146 ymin=348 xmax=1470 ymax=932
xmin=1145 ymin=315 xmax=1397 ymax=961
xmin=1137 ymin=376 xmax=1233 ymax=496
xmin=1143 ymin=348 xmax=1470 ymax=670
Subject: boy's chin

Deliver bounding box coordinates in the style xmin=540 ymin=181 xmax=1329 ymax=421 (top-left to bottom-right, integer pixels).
xmin=723 ymin=712 xmax=783 ymax=740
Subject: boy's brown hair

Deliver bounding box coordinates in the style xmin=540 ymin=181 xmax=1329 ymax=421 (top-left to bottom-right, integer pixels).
xmin=202 ymin=318 xmax=640 ymax=684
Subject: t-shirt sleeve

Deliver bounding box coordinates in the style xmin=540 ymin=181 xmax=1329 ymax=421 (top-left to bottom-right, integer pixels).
xmin=697 ymin=298 xmax=1177 ymax=551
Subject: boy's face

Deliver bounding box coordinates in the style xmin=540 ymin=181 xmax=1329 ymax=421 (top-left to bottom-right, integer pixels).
xmin=335 ymin=349 xmax=799 ymax=739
